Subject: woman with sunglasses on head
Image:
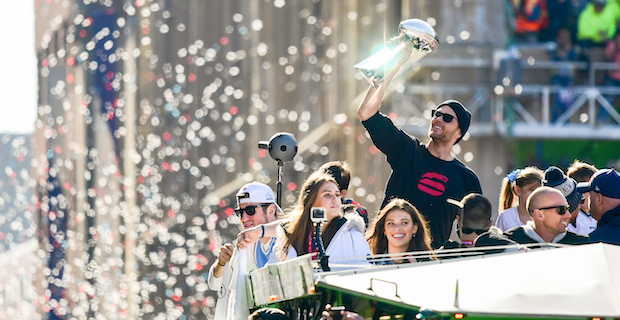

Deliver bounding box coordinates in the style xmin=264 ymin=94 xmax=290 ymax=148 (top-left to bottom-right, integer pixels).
xmin=496 ymin=167 xmax=544 ymax=232
xmin=238 ymin=173 xmax=371 ymax=266
xmin=366 ymin=198 xmax=433 ymax=264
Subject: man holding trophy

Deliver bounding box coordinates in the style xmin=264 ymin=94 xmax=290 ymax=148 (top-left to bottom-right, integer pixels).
xmin=356 ymin=19 xmax=482 ymax=249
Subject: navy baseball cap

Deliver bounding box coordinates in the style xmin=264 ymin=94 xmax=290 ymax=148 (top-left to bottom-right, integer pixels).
xmin=576 ymin=168 xmax=620 ymax=199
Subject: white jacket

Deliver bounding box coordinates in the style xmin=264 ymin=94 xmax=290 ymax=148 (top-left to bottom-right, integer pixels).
xmin=207 ymin=239 xmax=280 ymax=320
xmin=206 ymin=248 xmax=249 ymax=320
xmin=285 ymin=214 xmax=371 ymax=266
xmin=567 ymin=210 xmax=597 ymax=235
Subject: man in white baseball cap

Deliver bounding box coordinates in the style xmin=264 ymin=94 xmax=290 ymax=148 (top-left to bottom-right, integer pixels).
xmin=207 ymin=181 xmax=282 ymax=319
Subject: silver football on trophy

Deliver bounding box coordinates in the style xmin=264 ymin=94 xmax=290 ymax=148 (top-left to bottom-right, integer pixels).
xmin=354 ymin=19 xmax=439 ymax=88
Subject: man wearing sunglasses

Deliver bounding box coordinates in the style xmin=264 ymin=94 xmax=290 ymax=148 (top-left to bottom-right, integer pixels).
xmin=439 ymin=194 xmax=494 ymax=250
xmin=504 ymin=186 xmax=589 ymax=245
xmin=207 ymin=181 xmax=282 ymax=318
xmin=576 ymin=168 xmax=620 ymax=245
xmin=357 ymin=51 xmax=482 ymax=249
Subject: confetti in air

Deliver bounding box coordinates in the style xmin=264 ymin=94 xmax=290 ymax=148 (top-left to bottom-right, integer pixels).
xmin=29 ymin=0 xmax=420 ymax=318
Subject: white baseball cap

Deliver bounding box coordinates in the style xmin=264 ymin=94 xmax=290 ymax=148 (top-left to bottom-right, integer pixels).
xmin=236 ymin=182 xmax=282 ymax=213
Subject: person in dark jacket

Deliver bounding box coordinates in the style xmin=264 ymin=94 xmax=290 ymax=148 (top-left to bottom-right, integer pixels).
xmin=440 ymin=193 xmax=493 ymax=250
xmin=439 ymin=193 xmax=519 ymax=257
xmin=504 ymin=186 xmax=589 ymax=245
xmin=474 ymin=226 xmax=520 ymax=254
xmin=577 ymin=168 xmax=620 ymax=245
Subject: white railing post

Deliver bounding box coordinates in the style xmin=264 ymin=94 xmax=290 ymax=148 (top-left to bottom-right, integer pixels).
xmin=589 ymin=89 xmax=597 ymax=127
xmin=542 ymin=86 xmax=550 ymax=125
xmin=496 ymin=96 xmax=505 ymax=135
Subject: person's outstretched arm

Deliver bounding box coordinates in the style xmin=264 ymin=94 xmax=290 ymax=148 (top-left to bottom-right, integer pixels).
xmin=237 ymin=219 xmax=289 ymax=249
xmin=357 ymin=40 xmax=412 ymax=121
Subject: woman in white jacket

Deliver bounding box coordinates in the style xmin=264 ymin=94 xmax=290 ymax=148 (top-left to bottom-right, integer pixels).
xmin=238 ymin=173 xmax=371 ymax=266
xmin=278 ymin=173 xmax=370 ymax=265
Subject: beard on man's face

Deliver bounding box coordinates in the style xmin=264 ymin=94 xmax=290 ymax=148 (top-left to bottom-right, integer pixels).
xmin=428 ymin=126 xmax=454 ymax=144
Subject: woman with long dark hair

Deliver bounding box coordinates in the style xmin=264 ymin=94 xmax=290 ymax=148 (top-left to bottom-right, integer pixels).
xmin=366 ymin=198 xmax=433 ymax=264
xmin=237 ymin=172 xmax=370 ymax=266
xmin=277 ymin=172 xmax=370 ymax=263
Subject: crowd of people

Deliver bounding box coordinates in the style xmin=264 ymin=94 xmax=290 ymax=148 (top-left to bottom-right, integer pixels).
xmin=513 ymin=0 xmax=619 ymax=48
xmin=207 ymin=36 xmax=620 ymax=319
xmin=512 ymin=0 xmax=620 ymax=122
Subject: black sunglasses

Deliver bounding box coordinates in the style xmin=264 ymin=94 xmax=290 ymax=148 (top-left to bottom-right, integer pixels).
xmin=431 ymin=110 xmax=456 ymax=123
xmin=461 ymin=227 xmax=488 ymax=235
xmin=537 ymin=205 xmax=571 ymax=215
xmin=235 ymin=204 xmax=270 ymax=217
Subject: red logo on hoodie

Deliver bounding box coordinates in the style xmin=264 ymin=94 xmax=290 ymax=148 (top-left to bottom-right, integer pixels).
xmin=417 ymin=172 xmax=449 ymax=196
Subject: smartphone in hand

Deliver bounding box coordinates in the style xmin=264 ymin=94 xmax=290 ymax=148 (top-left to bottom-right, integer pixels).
xmin=329 ymin=306 xmax=345 ymax=320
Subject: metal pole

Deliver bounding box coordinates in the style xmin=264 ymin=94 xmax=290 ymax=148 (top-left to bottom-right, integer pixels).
xmin=276 ymin=161 xmax=283 ymax=207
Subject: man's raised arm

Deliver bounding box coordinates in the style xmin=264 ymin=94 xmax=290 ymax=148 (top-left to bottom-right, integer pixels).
xmin=357 ymin=43 xmax=412 ymax=121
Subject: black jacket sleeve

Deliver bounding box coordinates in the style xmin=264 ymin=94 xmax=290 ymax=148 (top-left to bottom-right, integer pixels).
xmin=362 ymin=112 xmax=418 ymax=166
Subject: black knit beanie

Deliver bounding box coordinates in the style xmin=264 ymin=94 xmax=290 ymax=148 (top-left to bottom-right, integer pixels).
xmin=438 ymin=99 xmax=471 ymax=144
